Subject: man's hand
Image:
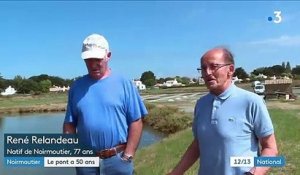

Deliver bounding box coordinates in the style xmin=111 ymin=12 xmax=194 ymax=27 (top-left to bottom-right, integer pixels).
xmin=63 ymin=123 xmax=76 ymax=134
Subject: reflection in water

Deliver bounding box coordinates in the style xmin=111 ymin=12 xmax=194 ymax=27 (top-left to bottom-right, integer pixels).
xmin=0 ymin=116 xmax=3 ymax=129
xmin=0 ymin=112 xmax=165 ymax=175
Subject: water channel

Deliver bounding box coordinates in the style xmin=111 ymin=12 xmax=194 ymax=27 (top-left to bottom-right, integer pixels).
xmin=0 ymin=112 xmax=165 ymax=175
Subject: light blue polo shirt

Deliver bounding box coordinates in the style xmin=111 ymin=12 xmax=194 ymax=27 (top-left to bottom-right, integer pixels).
xmin=192 ymin=84 xmax=274 ymax=175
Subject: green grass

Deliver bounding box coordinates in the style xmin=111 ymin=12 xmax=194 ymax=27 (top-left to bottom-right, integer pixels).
xmin=270 ymin=109 xmax=300 ymax=174
xmin=135 ymin=128 xmax=198 ymax=175
xmin=135 ymin=108 xmax=300 ymax=175
xmin=0 ymin=93 xmax=67 ymax=108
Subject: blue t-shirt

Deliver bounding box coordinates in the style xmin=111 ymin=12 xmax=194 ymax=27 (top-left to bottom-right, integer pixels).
xmin=64 ymin=73 xmax=148 ymax=150
xmin=193 ymin=84 xmax=274 ymax=175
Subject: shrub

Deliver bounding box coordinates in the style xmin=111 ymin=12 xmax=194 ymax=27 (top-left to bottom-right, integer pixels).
xmin=144 ymin=103 xmax=192 ymax=134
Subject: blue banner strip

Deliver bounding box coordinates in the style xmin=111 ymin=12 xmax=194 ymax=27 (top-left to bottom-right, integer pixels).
xmin=4 ymin=157 xmax=44 ymax=167
xmin=254 ymin=156 xmax=285 ymax=167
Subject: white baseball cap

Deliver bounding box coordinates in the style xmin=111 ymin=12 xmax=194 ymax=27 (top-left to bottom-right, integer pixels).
xmin=81 ymin=34 xmax=109 ymax=59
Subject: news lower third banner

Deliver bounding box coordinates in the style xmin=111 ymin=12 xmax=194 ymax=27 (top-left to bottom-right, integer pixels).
xmin=230 ymin=156 xmax=286 ymax=167
xmin=4 ymin=134 xmax=99 ymax=167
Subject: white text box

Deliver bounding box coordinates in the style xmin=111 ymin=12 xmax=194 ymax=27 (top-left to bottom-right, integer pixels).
xmin=44 ymin=157 xmax=99 ymax=167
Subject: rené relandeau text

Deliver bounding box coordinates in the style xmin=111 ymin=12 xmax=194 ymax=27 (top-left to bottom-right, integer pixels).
xmin=6 ymin=136 xmax=79 ymax=144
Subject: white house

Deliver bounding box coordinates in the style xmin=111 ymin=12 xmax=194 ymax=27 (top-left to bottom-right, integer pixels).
xmin=49 ymin=85 xmax=70 ymax=92
xmin=232 ymin=76 xmax=242 ymax=83
xmin=198 ymin=77 xmax=205 ymax=85
xmin=1 ymin=86 xmax=16 ymax=96
xmin=255 ymin=73 xmax=268 ymax=79
xmin=163 ymin=79 xmax=182 ymax=87
xmin=133 ymin=80 xmax=146 ymax=90
xmin=189 ymin=78 xmax=196 ymax=84
xmin=271 ymin=75 xmax=277 ymax=80
xmin=283 ymin=76 xmax=290 ymax=80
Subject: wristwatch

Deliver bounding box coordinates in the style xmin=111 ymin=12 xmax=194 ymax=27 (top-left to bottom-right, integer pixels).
xmin=121 ymin=153 xmax=133 ymax=162
xmin=244 ymin=172 xmax=254 ymax=175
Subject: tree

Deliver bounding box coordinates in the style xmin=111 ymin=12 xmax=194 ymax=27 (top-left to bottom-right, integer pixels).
xmin=271 ymin=65 xmax=285 ymax=76
xmin=181 ymin=76 xmax=191 ymax=85
xmin=292 ymin=65 xmax=300 ymax=79
xmin=286 ymin=61 xmax=291 ymax=73
xmin=292 ymin=65 xmax=300 ymax=75
xmin=140 ymin=71 xmax=156 ymax=87
xmin=263 ymin=68 xmax=275 ymax=77
xmin=175 ymin=76 xmax=182 ymax=83
xmin=156 ymin=78 xmax=165 ymax=84
xmin=282 ymin=62 xmax=286 ymax=69
xmin=252 ymin=65 xmax=286 ymax=77
xmin=29 ymin=74 xmax=49 ymax=82
xmin=251 ymin=67 xmax=265 ymax=76
xmin=13 ymin=75 xmax=24 ymax=92
xmin=233 ymin=67 xmax=249 ymax=80
xmin=65 ymin=78 xmax=75 ymax=86
xmin=165 ymin=77 xmax=174 ymax=81
xmin=0 ymin=73 xmax=5 ymax=91
xmin=29 ymin=74 xmax=68 ymax=86
xmin=39 ymin=79 xmax=52 ymax=93
xmin=18 ymin=79 xmax=40 ymax=94
xmin=144 ymin=79 xmax=156 ymax=87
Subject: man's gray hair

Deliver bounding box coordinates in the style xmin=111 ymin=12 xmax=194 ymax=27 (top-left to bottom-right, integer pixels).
xmin=220 ymin=47 xmax=235 ymax=65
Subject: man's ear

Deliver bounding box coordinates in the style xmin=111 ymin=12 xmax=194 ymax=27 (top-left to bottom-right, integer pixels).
xmin=228 ymin=64 xmax=235 ymax=76
xmin=105 ymin=52 xmax=112 ymax=62
xmin=107 ymin=52 xmax=111 ymax=58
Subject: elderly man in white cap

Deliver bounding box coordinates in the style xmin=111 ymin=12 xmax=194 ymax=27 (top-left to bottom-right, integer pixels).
xmin=63 ymin=33 xmax=148 ymax=175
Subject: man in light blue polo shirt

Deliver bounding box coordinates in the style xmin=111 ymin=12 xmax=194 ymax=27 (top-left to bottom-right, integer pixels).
xmin=169 ymin=47 xmax=278 ymax=175
xmin=63 ymin=34 xmax=148 ymax=175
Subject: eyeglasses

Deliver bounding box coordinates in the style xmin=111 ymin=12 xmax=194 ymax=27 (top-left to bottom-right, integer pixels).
xmin=197 ymin=63 xmax=231 ymax=73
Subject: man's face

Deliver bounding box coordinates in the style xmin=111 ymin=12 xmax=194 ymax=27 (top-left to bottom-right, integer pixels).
xmin=200 ymin=49 xmax=234 ymax=95
xmin=85 ymin=58 xmax=108 ymax=80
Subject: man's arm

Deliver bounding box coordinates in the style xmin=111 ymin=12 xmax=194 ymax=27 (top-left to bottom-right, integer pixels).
xmin=168 ymin=139 xmax=200 ymax=175
xmin=124 ymin=118 xmax=143 ymax=157
xmin=63 ymin=122 xmax=76 ymax=134
xmin=251 ymin=134 xmax=278 ymax=175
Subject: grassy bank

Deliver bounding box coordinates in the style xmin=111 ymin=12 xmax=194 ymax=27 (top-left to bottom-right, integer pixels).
xmin=0 ymin=93 xmax=67 ymax=107
xmin=135 ymin=128 xmax=198 ymax=175
xmin=0 ymin=93 xmax=67 ymax=114
xmin=135 ymin=108 xmax=300 ymax=175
